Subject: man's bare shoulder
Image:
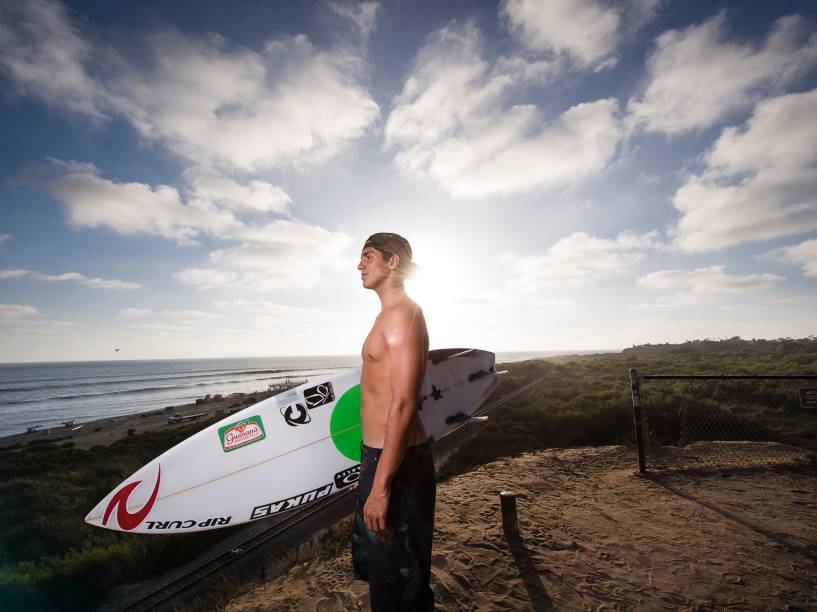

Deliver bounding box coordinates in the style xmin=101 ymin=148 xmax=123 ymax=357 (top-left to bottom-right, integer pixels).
xmin=377 ymin=299 xmax=426 ymax=337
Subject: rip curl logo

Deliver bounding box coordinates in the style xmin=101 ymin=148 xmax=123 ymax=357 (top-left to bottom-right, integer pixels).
xmin=281 ymin=402 xmax=310 ymax=426
xmin=103 ymin=465 xmax=161 ymax=531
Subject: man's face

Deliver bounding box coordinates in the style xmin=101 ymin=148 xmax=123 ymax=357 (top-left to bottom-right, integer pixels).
xmin=358 ymin=247 xmax=394 ymax=289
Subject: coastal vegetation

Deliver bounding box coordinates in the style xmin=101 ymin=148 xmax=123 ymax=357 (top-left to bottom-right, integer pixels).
xmin=0 ymin=337 xmax=815 ymax=610
xmin=440 ymin=336 xmax=817 ymax=477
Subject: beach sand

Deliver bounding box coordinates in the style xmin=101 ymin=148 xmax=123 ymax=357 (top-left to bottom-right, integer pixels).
xmin=226 ymin=445 xmax=817 ymax=611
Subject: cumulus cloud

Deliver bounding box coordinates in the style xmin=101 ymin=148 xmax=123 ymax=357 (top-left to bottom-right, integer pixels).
xmin=28 ymin=159 xmax=246 ymax=243
xmin=107 ymin=29 xmax=379 ymax=171
xmin=501 ymin=0 xmax=620 ymax=69
xmin=638 ymin=265 xmax=784 ymax=304
xmin=384 ymin=23 xmax=623 ymax=198
xmin=671 ymin=88 xmax=817 ymax=251
xmin=0 ymin=0 xmax=106 ymax=119
xmin=176 ymin=220 xmax=354 ymax=290
xmin=1 ymin=0 xmax=379 ymax=171
xmin=184 ymin=168 xmax=291 ymax=215
xmin=629 ymin=14 xmax=817 ymax=135
xmin=766 ymin=239 xmax=817 ymax=278
xmin=0 ymin=304 xmax=39 ymax=318
xmin=502 ymin=230 xmax=662 ymax=290
xmin=0 ymin=267 xmax=140 ymax=289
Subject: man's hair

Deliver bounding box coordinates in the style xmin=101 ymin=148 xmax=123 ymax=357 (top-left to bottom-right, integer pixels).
xmin=363 ymin=232 xmax=419 ymax=277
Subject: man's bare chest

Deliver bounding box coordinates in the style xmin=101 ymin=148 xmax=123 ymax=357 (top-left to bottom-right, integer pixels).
xmin=362 ymin=321 xmax=388 ymax=365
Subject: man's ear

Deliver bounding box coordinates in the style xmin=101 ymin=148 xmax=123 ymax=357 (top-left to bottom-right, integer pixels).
xmin=388 ymin=254 xmax=400 ymax=271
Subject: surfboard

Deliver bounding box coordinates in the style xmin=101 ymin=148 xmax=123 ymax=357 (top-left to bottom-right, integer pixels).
xmin=85 ymin=348 xmax=500 ymax=534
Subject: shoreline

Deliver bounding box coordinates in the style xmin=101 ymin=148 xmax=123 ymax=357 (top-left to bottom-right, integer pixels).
xmin=0 ymin=388 xmax=282 ymax=451
xmin=0 ymin=351 xmax=602 ymax=452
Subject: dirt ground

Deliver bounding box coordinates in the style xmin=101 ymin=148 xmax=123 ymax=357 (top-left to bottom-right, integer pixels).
xmin=226 ymin=445 xmax=817 ymax=611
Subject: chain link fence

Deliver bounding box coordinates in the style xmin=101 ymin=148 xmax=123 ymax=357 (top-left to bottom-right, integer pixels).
xmin=630 ymin=372 xmax=817 ymax=473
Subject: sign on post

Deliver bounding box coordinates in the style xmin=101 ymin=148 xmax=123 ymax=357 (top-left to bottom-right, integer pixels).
xmin=799 ymin=388 xmax=817 ymax=409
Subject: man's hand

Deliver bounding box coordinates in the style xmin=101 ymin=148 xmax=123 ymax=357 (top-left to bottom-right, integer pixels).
xmin=363 ymin=487 xmax=391 ymax=538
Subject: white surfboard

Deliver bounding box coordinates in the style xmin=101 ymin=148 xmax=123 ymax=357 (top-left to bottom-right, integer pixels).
xmin=85 ymin=348 xmax=499 ymax=534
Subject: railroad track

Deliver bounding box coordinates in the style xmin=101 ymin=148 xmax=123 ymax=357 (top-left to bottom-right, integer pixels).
xmin=116 ymin=489 xmax=355 ymax=612
xmin=108 ymin=376 xmax=544 ymax=611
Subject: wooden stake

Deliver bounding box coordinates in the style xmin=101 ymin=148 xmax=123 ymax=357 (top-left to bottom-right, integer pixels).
xmin=500 ymin=491 xmax=518 ymax=535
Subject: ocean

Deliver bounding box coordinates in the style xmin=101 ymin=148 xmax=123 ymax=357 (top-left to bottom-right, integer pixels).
xmin=0 ymin=350 xmax=601 ymax=438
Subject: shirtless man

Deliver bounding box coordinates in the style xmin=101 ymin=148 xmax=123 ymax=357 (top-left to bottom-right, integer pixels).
xmin=352 ymin=233 xmax=435 ymax=611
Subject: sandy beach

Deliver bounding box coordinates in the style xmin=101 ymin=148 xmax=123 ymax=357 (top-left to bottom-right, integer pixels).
xmin=0 ymin=389 xmax=279 ymax=451
xmin=226 ymin=445 xmax=817 ymax=611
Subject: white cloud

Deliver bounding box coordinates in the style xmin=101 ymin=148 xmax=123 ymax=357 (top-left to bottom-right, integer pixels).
xmin=629 ymin=14 xmax=817 ymax=134
xmin=177 ymin=220 xmax=354 ymax=290
xmin=638 ymin=265 xmax=784 ymax=304
xmin=384 ymin=23 xmax=623 ymax=198
xmin=502 ymin=230 xmax=662 ymax=290
xmin=162 ymin=309 xmax=218 ymax=319
xmin=0 ymin=269 xmax=28 ymax=279
xmin=766 ymin=239 xmax=817 ymax=278
xmin=501 ymin=0 xmax=620 ymax=69
xmin=106 ymin=29 xmax=378 ymax=171
xmin=184 ymin=168 xmax=291 ymax=214
xmin=0 ymin=267 xmax=140 ymax=289
xmin=173 ymin=268 xmax=239 ymax=289
xmin=1 ymin=1 xmax=379 ymax=171
xmin=33 ymin=159 xmax=245 ymax=243
xmin=671 ymin=88 xmax=817 ymax=251
xmin=329 ymin=1 xmax=381 ymax=42
xmin=0 ymin=304 xmax=39 ymax=318
xmin=0 ymin=0 xmax=106 ymax=119
xmin=119 ymin=308 xmax=152 ymax=316
xmin=0 ymin=234 xmax=9 ymax=244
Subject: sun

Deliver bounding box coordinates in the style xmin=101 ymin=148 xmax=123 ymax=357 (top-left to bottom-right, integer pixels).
xmin=405 ymin=241 xmax=475 ymax=344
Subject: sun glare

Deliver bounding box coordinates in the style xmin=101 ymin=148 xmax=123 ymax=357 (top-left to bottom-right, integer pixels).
xmin=406 ymin=241 xmax=476 ymax=345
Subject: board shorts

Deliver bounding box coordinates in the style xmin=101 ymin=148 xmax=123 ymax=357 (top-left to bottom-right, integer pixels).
xmin=352 ymin=438 xmax=436 ymax=611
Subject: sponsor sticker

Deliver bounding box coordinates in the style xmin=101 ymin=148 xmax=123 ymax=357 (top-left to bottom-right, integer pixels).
xmin=251 ymin=483 xmax=333 ymax=519
xmin=218 ymin=415 xmax=266 ymax=452
xmin=334 ymin=464 xmax=360 ymax=489
xmin=304 ymin=382 xmax=335 ymax=408
xmin=281 ymin=402 xmax=310 ymax=427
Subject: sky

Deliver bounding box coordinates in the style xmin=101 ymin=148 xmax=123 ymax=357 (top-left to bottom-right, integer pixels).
xmin=0 ymin=0 xmax=816 ymax=362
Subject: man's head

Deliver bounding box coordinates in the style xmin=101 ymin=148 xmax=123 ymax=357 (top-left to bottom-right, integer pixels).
xmin=358 ymin=232 xmax=418 ymax=290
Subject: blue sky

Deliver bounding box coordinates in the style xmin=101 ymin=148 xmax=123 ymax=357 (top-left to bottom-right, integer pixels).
xmin=0 ymin=0 xmax=816 ymax=362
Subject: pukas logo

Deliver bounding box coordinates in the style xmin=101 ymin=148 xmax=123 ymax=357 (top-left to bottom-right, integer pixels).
xmin=218 ymin=416 xmax=266 ymax=452
xmin=103 ymin=465 xmax=161 ymax=531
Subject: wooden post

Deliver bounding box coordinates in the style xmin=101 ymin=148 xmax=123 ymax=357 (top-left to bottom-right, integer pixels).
xmin=630 ymin=368 xmax=646 ymax=473
xmin=500 ymin=491 xmax=518 ymax=535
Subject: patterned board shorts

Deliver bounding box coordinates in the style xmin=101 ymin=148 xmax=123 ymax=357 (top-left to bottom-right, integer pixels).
xmin=352 ymin=438 xmax=436 ymax=611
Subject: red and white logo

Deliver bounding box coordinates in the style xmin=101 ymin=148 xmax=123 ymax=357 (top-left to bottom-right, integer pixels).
xmin=103 ymin=465 xmax=161 ymax=531
xmin=223 ymin=421 xmax=263 ymax=451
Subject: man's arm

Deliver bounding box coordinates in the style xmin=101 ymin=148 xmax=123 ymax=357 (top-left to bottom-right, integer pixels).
xmin=362 ymin=305 xmax=426 ymax=536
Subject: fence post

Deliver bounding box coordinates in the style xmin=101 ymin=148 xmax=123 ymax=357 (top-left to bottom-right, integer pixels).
xmin=630 ymin=368 xmax=646 ymax=473
xmin=499 ymin=491 xmax=518 ymax=535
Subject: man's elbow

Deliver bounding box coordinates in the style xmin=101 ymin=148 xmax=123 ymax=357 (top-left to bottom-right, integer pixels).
xmin=389 ymin=398 xmax=418 ymax=420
